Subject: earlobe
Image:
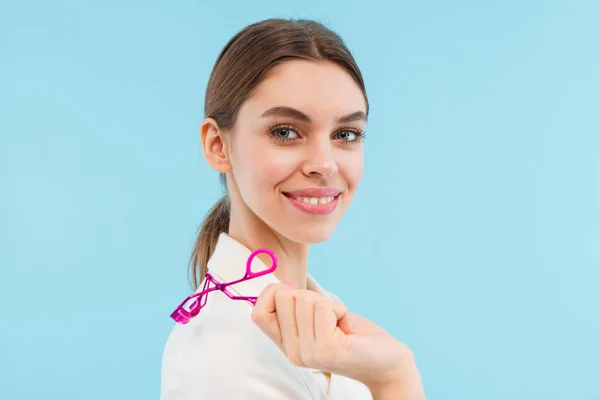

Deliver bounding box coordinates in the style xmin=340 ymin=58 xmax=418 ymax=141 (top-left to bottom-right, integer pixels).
xmin=200 ymin=118 xmax=232 ymax=174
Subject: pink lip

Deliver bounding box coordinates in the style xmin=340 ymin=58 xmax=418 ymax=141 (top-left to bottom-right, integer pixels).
xmin=283 ymin=187 xmax=342 ymax=197
xmin=282 ymin=188 xmax=342 ymax=216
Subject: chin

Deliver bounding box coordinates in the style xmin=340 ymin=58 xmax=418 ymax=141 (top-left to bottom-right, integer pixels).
xmin=279 ymin=223 xmax=337 ymax=244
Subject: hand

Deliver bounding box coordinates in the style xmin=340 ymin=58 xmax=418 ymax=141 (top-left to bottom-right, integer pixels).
xmin=251 ymin=283 xmax=425 ymax=398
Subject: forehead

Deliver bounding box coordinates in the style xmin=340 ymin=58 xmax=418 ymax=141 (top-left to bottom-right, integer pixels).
xmin=242 ymin=60 xmax=367 ymax=122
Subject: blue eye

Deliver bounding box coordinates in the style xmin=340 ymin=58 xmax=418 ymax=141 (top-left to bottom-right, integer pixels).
xmin=336 ymin=131 xmax=357 ymax=141
xmin=272 ymin=127 xmax=299 ymax=139
xmin=268 ymin=124 xmax=365 ymax=145
xmin=268 ymin=124 xmax=300 ymax=144
xmin=334 ymin=129 xmax=365 ymax=144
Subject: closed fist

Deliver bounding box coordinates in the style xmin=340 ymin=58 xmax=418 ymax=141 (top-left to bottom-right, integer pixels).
xmin=251 ymin=283 xmax=420 ymax=391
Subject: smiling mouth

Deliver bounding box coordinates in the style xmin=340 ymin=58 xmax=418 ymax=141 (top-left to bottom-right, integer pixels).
xmin=282 ymin=193 xmax=339 ymax=205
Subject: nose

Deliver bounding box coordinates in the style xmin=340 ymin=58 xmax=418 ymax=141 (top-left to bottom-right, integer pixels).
xmin=301 ymin=140 xmax=338 ymax=179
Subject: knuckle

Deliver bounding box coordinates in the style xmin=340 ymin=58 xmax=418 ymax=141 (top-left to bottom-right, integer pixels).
xmin=250 ymin=309 xmax=261 ymax=323
xmin=250 ymin=313 xmax=267 ymax=329
xmin=259 ymin=283 xmax=278 ymax=296
xmin=294 ymin=291 xmax=313 ymax=304
xmin=274 ymin=288 xmax=292 ymax=301
xmin=265 ymin=283 xmax=278 ymax=291
xmin=315 ymin=299 xmax=331 ymax=311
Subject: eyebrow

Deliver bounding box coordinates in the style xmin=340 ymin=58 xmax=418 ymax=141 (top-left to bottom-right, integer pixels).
xmin=260 ymin=106 xmax=367 ymax=124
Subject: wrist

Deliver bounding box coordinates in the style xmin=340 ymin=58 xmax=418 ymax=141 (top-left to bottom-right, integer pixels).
xmin=367 ymin=362 xmax=426 ymax=400
xmin=368 ymin=380 xmax=426 ymax=400
xmin=368 ymin=380 xmax=403 ymax=399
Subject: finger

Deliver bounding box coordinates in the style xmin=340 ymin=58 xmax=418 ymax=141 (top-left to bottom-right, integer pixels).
xmin=274 ymin=288 xmax=302 ymax=364
xmin=314 ymin=298 xmax=348 ymax=343
xmin=251 ymin=283 xmax=289 ymax=344
xmin=296 ymin=291 xmax=324 ymax=368
xmin=253 ymin=283 xmax=285 ymax=315
xmin=296 ymin=291 xmax=319 ymax=343
xmin=338 ymin=310 xmax=387 ymax=335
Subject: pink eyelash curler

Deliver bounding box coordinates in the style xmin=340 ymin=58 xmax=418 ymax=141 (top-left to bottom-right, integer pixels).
xmin=170 ymin=248 xmax=278 ymax=324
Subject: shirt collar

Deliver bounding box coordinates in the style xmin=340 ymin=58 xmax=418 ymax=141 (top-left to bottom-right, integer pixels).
xmin=206 ymin=232 xmax=329 ymax=299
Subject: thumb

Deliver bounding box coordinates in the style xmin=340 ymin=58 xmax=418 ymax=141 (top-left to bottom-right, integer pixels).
xmin=337 ymin=311 xmax=387 ymax=335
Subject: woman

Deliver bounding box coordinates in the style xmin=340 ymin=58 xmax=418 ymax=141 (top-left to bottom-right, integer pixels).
xmin=161 ymin=18 xmax=426 ymax=400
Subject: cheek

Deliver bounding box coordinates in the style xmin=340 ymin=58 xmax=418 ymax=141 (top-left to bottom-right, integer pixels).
xmin=339 ymin=150 xmax=364 ymax=191
xmin=254 ymin=151 xmax=297 ymax=184
xmin=233 ymin=137 xmax=298 ymax=193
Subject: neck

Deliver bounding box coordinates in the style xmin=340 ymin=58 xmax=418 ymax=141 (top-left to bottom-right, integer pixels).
xmin=228 ymin=207 xmax=310 ymax=290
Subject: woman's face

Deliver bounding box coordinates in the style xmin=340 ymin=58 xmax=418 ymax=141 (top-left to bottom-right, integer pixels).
xmin=227 ymin=60 xmax=367 ymax=243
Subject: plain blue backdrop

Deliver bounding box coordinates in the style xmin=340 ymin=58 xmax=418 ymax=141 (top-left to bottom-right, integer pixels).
xmin=1 ymin=0 xmax=598 ymax=399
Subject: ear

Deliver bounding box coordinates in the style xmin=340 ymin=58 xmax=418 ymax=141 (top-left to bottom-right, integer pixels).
xmin=200 ymin=118 xmax=232 ymax=174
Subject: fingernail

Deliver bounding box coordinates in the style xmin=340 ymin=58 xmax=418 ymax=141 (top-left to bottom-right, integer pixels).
xmin=284 ymin=282 xmax=296 ymax=288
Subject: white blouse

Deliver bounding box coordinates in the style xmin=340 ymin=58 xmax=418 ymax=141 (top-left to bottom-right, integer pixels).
xmin=161 ymin=233 xmax=373 ymax=399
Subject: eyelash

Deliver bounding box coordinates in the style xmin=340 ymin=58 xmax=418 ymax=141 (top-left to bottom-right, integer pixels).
xmin=267 ymin=124 xmax=366 ymax=145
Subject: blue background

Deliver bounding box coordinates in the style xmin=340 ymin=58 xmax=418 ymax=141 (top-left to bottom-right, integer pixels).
xmin=1 ymin=1 xmax=598 ymax=399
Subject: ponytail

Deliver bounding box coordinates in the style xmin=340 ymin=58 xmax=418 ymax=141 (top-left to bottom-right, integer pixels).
xmin=188 ymin=194 xmax=230 ymax=290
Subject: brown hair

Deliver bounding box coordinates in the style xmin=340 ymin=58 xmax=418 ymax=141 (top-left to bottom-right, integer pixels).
xmin=188 ymin=18 xmax=369 ymax=290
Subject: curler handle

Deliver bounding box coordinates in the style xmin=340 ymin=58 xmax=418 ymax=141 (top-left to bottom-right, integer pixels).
xmin=245 ymin=248 xmax=278 ymax=279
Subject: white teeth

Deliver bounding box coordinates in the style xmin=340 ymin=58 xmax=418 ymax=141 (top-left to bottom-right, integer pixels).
xmin=294 ymin=196 xmax=335 ymax=205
